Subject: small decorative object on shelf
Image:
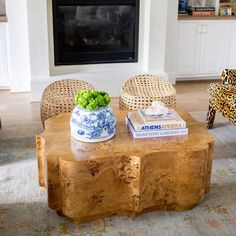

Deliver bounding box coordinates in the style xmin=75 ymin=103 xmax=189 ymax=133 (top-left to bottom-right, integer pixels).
xmin=70 ymin=90 xmax=116 ymax=142
xmin=178 ymin=0 xmax=189 ymax=14
xmin=220 ymin=0 xmax=233 ymax=16
xmin=126 ymin=101 xmax=188 ymax=139
xmin=188 ymin=6 xmax=216 ymax=16
xmin=232 ymin=3 xmax=236 ymax=15
xmin=220 ymin=6 xmax=232 ymax=15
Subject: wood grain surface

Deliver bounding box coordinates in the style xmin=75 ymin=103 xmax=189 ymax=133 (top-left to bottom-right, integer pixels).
xmin=36 ymin=110 xmax=214 ymax=224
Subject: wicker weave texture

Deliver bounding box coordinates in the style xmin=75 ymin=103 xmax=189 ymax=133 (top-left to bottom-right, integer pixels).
xmin=40 ymin=79 xmax=95 ymax=125
xmin=119 ymin=75 xmax=176 ymax=110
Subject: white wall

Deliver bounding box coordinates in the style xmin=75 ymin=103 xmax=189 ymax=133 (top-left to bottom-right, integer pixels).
xmin=148 ymin=0 xmax=168 ymax=73
xmin=26 ymin=0 xmax=50 ymax=79
xmin=5 ymin=0 xmax=31 ymax=92
xmin=164 ymin=0 xmax=179 ymax=84
xmin=0 ymin=23 xmax=9 ymax=87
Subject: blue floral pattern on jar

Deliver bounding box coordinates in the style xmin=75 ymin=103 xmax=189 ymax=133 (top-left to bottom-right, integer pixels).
xmin=70 ymin=105 xmax=116 ymax=142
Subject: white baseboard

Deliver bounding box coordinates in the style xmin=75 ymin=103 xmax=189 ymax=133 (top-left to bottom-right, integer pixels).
xmin=176 ymin=76 xmax=220 ymax=81
xmin=0 ymin=85 xmax=10 ymax=90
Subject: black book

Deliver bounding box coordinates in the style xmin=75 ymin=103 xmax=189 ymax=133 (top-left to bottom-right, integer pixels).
xmin=188 ymin=6 xmax=215 ymax=12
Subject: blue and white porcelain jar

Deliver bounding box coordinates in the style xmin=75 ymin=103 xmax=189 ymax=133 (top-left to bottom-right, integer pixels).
xmin=70 ymin=105 xmax=116 ymax=142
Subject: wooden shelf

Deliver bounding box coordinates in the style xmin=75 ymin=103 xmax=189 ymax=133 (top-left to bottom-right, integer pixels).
xmin=0 ymin=16 xmax=7 ymax=22
xmin=178 ymin=15 xmax=236 ymax=20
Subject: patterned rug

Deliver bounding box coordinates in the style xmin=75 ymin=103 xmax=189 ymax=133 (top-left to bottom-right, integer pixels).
xmin=0 ymin=112 xmax=236 ymax=236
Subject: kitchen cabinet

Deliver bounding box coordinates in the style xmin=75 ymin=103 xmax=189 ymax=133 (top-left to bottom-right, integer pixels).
xmin=226 ymin=22 xmax=236 ymax=68
xmin=176 ymin=21 xmax=226 ymax=77
xmin=199 ymin=22 xmax=225 ymax=74
xmin=176 ymin=20 xmax=234 ymax=79
xmin=0 ymin=23 xmax=9 ymax=87
xmin=176 ymin=22 xmax=201 ymax=75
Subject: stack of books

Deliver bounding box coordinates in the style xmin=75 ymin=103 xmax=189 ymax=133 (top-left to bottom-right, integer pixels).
xmin=188 ymin=6 xmax=216 ymax=16
xmin=126 ymin=109 xmax=188 ymax=139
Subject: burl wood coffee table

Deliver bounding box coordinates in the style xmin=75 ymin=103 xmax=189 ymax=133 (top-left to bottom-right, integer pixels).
xmin=36 ymin=110 xmax=214 ymax=224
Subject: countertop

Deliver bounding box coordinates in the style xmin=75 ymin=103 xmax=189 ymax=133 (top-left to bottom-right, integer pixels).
xmin=178 ymin=15 xmax=236 ymax=20
xmin=0 ymin=16 xmax=7 ymax=22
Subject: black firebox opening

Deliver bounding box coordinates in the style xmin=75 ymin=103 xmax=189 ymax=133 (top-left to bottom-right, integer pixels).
xmin=52 ymin=0 xmax=140 ymax=65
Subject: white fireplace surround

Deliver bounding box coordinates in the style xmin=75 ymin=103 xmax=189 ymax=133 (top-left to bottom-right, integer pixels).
xmin=6 ymin=0 xmax=178 ymax=101
xmin=48 ymin=0 xmax=148 ymax=75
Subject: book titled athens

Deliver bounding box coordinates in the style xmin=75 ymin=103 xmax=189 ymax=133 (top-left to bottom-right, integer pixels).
xmin=126 ymin=117 xmax=188 ymax=139
xmin=128 ymin=110 xmax=186 ymax=132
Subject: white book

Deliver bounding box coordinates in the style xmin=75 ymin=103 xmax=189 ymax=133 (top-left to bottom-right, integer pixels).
xmin=127 ymin=111 xmax=186 ymax=132
xmin=126 ymin=117 xmax=188 ymax=139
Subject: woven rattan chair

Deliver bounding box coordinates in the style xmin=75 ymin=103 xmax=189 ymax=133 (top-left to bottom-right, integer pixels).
xmin=119 ymin=75 xmax=176 ymax=110
xmin=206 ymin=69 xmax=236 ymax=129
xmin=40 ymin=79 xmax=95 ymax=126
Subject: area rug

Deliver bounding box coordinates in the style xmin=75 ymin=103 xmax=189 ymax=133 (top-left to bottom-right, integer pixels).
xmin=0 ymin=112 xmax=236 ymax=236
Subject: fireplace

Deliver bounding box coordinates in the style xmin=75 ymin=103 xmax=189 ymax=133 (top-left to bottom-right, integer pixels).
xmin=52 ymin=0 xmax=140 ymax=65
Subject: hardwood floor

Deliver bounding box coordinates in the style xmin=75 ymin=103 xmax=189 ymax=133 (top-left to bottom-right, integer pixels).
xmin=0 ymin=80 xmax=213 ymax=126
xmin=175 ymin=80 xmax=212 ymax=112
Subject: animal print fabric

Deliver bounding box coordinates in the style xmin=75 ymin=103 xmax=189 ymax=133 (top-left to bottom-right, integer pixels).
xmin=207 ymin=82 xmax=236 ymax=126
xmin=221 ymin=69 xmax=236 ymax=86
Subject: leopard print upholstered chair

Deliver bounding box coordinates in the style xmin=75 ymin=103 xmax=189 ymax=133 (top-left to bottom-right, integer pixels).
xmin=206 ymin=69 xmax=236 ymax=129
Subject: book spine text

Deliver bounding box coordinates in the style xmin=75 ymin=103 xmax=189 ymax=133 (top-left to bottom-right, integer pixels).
xmin=126 ymin=118 xmax=188 ymax=139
